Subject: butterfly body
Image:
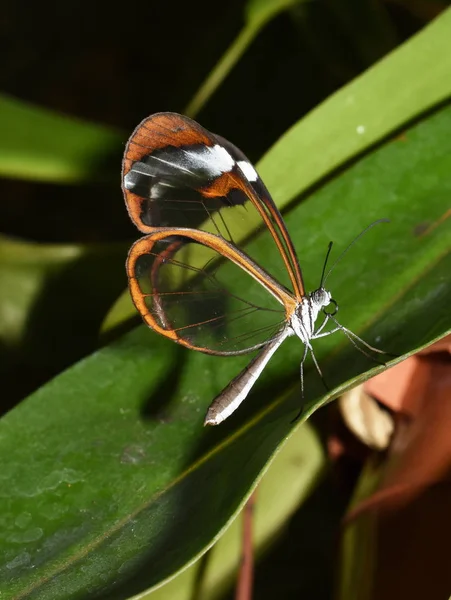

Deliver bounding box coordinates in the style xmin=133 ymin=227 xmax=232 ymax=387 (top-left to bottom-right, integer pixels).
xmin=291 ymin=288 xmax=332 ymax=344
xmin=122 ymin=112 xmax=384 ymax=426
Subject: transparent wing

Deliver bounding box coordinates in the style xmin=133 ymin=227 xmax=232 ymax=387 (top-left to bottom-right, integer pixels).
xmin=127 ymin=230 xmax=294 ymax=356
xmin=122 ymin=112 xmax=305 ymax=298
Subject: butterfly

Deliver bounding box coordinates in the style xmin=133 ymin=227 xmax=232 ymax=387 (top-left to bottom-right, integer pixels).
xmin=122 ymin=112 xmax=385 ymax=425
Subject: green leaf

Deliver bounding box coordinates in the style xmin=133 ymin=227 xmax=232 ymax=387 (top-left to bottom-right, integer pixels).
xmin=0 ymin=236 xmax=128 ymax=407
xmin=0 ymin=94 xmax=122 ymax=183
xmin=336 ymin=458 xmax=382 ymax=600
xmin=140 ymin=422 xmax=324 ymax=600
xmin=0 ymin=236 xmax=83 ymax=347
xmin=107 ymin=7 xmax=451 ymax=330
xmin=1 ymin=95 xmax=451 ymax=598
xmin=244 ymin=0 xmax=304 ymax=26
xmin=0 ymin=236 xmax=127 ymax=350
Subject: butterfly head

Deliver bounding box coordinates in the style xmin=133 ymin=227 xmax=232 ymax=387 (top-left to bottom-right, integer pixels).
xmin=291 ymin=287 xmax=336 ymax=343
xmin=310 ymin=287 xmax=338 ymax=316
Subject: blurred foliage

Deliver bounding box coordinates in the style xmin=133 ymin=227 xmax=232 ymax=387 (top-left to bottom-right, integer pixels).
xmin=1 ymin=1 xmax=451 ymax=599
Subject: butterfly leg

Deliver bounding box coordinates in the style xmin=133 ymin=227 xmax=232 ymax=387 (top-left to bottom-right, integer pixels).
xmin=313 ymin=326 xmax=341 ymax=339
xmin=291 ymin=340 xmax=331 ymax=423
xmin=309 ymin=343 xmax=329 ymax=391
xmin=313 ymin=312 xmax=331 ymax=337
xmin=331 ymin=319 xmax=387 ymax=354
xmin=326 ymin=316 xmax=389 ymax=365
xmin=299 ymin=342 xmax=309 ymax=399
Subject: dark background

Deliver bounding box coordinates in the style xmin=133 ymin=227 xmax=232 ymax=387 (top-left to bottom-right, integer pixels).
xmin=1 ymin=0 xmax=434 ymax=244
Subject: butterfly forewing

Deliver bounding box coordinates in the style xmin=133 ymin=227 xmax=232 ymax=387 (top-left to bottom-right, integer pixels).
xmin=122 ymin=112 xmax=305 ymax=298
xmin=127 ymin=231 xmax=289 ymax=355
xmin=123 ymin=113 xmax=241 ymax=233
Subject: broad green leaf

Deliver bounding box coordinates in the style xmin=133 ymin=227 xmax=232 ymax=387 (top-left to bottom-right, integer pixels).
xmin=1 ymin=97 xmax=451 ymax=598
xmin=139 ymin=422 xmax=324 ymax=600
xmin=106 ymin=7 xmax=451 ymax=330
xmin=0 ymin=94 xmax=122 ymax=183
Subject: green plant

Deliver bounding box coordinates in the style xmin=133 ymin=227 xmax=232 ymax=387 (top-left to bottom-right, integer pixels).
xmin=1 ymin=3 xmax=451 ymax=598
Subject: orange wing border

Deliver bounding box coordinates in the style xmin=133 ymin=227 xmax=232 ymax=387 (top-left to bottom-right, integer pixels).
xmin=126 ymin=228 xmax=298 ymax=356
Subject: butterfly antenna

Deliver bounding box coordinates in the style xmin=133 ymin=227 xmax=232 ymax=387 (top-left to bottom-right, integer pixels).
xmin=319 ymin=241 xmax=334 ymax=288
xmin=323 ymin=219 xmax=389 ymax=285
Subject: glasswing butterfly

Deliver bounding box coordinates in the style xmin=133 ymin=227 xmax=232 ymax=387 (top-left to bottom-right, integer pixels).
xmin=122 ymin=112 xmax=385 ymax=426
